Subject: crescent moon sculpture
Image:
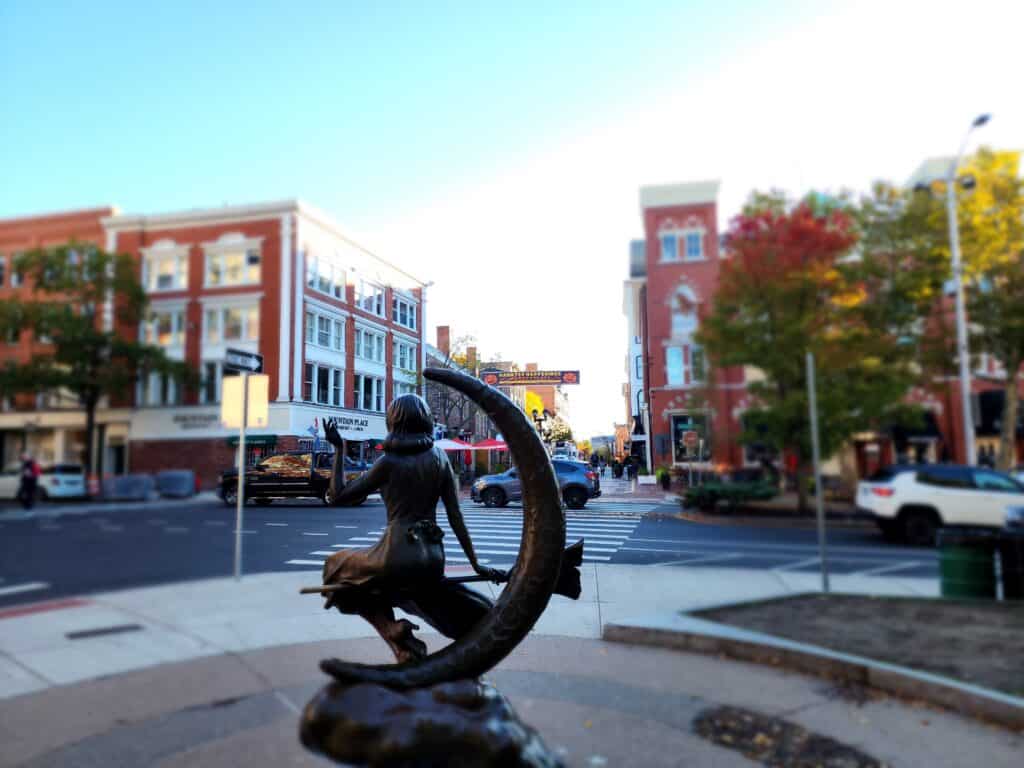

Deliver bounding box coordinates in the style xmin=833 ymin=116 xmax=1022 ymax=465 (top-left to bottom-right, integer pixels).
xmin=317 ymin=366 xmax=566 ymax=689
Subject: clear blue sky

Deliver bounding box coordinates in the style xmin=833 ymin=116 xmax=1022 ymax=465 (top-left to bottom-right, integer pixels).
xmin=0 ymin=0 xmax=804 ymax=218
xmin=5 ymin=1 xmax=1020 ymax=439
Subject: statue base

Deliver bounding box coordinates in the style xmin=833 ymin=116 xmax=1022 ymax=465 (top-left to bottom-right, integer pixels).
xmin=299 ymin=677 xmax=564 ymax=768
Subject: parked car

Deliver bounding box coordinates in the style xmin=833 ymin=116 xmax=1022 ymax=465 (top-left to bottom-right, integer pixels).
xmin=856 ymin=464 xmax=1024 ymax=545
xmin=471 ymin=460 xmax=600 ymax=510
xmin=219 ymin=451 xmax=368 ymax=506
xmin=0 ymin=462 xmax=86 ymax=501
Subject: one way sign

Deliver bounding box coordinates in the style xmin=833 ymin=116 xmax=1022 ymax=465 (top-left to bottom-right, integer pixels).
xmin=224 ymin=348 xmax=264 ymax=374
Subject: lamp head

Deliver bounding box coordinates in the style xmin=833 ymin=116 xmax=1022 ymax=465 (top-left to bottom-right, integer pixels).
xmin=972 ymin=113 xmax=991 ymax=128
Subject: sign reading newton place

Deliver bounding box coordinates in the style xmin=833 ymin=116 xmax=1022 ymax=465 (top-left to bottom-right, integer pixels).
xmin=480 ymin=370 xmax=580 ymax=386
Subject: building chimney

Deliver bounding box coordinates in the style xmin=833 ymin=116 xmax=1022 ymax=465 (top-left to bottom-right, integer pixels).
xmin=437 ymin=325 xmax=451 ymax=357
xmin=466 ymin=346 xmax=478 ymax=373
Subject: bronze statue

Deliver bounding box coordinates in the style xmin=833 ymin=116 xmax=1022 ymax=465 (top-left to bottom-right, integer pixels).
xmin=301 ymin=368 xmax=581 ymax=766
xmin=318 ymin=393 xmax=505 ymax=664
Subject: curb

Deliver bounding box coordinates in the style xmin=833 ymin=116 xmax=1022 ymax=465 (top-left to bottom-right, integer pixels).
xmin=603 ymin=612 xmax=1024 ymax=731
xmin=674 ymin=509 xmax=875 ymax=529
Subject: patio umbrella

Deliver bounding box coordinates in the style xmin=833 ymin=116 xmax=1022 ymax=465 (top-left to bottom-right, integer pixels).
xmin=434 ymin=438 xmax=473 ymax=450
xmin=470 ymin=438 xmax=508 ymax=451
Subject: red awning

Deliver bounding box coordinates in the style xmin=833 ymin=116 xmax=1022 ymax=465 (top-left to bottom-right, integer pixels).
xmin=435 ymin=438 xmax=473 ymax=450
xmin=471 ymin=438 xmax=508 ymax=451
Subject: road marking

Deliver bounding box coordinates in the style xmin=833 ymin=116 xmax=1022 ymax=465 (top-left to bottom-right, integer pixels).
xmin=204 ymin=520 xmax=228 ymax=527
xmin=303 ymin=532 xmax=329 ymax=536
xmin=286 ymin=559 xmax=325 ymax=566
xmin=335 ymin=525 xmax=357 ymax=529
xmin=164 ymin=526 xmax=189 ymax=534
xmin=652 ymin=553 xmax=741 ymax=566
xmin=582 ymin=555 xmax=611 ymax=561
xmin=266 ymin=522 xmax=288 ymax=527
xmin=624 ymin=536 xmax=937 ymax=558
xmin=772 ymin=557 xmax=820 ymax=572
xmin=852 ymin=560 xmax=922 ymax=577
xmin=0 ymin=582 xmax=50 ymax=597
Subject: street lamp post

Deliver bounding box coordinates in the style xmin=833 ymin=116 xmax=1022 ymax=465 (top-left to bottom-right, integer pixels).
xmin=946 ymin=113 xmax=990 ymax=467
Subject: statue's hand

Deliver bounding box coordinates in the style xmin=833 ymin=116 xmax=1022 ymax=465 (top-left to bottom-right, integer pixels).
xmin=473 ymin=564 xmax=507 ymax=584
xmin=323 ymin=418 xmax=343 ymax=447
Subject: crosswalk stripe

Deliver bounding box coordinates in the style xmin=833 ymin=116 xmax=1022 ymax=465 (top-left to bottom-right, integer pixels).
xmin=286 ymin=559 xmax=325 ymax=566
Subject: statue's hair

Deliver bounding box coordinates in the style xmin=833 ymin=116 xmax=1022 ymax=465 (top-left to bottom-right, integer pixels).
xmin=386 ymin=394 xmax=434 ymax=437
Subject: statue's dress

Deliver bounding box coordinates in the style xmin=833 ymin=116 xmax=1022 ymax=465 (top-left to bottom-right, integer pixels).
xmin=322 ymin=437 xmax=491 ymax=638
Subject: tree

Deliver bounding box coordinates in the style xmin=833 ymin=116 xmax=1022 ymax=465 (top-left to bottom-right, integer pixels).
xmin=697 ymin=193 xmax=921 ymax=513
xmin=959 ymin=149 xmax=1024 ymax=469
xmin=0 ymin=242 xmax=194 ymax=476
xmin=576 ymin=438 xmax=592 ymax=457
xmin=425 ymin=335 xmax=484 ymax=440
xmin=547 ymin=416 xmax=572 ymax=443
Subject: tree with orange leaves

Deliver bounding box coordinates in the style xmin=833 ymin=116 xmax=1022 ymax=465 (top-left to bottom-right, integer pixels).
xmin=697 ymin=192 xmax=921 ymax=512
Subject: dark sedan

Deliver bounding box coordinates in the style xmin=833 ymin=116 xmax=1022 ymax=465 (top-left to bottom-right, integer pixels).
xmin=220 ymin=451 xmax=368 ymax=505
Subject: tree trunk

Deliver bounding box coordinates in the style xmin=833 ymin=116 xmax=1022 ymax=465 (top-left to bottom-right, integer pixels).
xmin=795 ymin=462 xmax=809 ymax=515
xmin=84 ymin=396 xmax=97 ymax=479
xmin=997 ymin=366 xmax=1020 ymax=471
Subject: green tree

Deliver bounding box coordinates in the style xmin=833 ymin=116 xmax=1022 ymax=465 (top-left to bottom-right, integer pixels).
xmin=959 ymin=149 xmax=1024 ymax=469
xmin=697 ymin=193 xmax=921 ymax=512
xmin=0 ymin=242 xmax=194 ymax=476
xmin=547 ymin=417 xmax=573 ymax=443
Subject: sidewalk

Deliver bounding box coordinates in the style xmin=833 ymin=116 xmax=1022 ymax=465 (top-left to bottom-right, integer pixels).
xmin=2 ymin=566 xmax=1020 ymax=767
xmin=0 ymin=491 xmax=222 ymax=521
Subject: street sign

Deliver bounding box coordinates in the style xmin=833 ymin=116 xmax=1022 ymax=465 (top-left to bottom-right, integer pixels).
xmin=682 ymin=430 xmax=700 ymax=449
xmin=480 ymin=369 xmax=580 ymax=386
xmin=221 ymin=375 xmax=269 ymax=428
xmin=224 ymin=347 xmax=264 ymax=374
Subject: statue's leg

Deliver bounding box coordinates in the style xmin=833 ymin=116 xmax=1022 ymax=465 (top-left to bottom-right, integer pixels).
xmin=397 ymin=582 xmax=493 ymax=641
xmin=353 ymin=602 xmax=428 ymax=664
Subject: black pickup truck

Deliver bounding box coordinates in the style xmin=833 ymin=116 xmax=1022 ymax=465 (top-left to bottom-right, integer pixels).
xmin=219 ymin=451 xmax=367 ymax=506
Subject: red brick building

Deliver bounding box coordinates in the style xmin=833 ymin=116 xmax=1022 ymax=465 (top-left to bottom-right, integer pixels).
xmin=0 ymin=200 xmax=427 ymax=487
xmin=627 ymin=181 xmax=749 ymax=471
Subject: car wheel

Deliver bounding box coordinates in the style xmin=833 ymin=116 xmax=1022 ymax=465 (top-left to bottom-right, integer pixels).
xmin=564 ymin=487 xmax=588 ymax=510
xmin=322 ymin=487 xmax=335 ymax=506
xmin=222 ymin=485 xmax=238 ymax=506
xmin=481 ymin=488 xmax=505 ymax=508
xmin=901 ymin=508 xmax=939 ymax=547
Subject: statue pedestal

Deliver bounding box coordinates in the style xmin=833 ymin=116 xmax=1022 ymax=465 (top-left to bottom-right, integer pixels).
xmin=300 ymin=678 xmax=564 ymax=768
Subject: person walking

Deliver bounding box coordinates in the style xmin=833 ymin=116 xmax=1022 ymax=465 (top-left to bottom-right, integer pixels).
xmin=17 ymin=452 xmax=41 ymax=511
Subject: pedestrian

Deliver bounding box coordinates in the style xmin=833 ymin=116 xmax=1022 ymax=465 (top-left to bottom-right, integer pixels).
xmin=17 ymin=452 xmax=41 ymax=511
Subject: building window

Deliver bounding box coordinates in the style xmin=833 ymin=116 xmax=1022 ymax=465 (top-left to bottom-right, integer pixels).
xmin=356 ymin=281 xmax=385 ymax=316
xmin=691 ymin=345 xmax=705 ymax=382
xmin=353 ymin=374 xmax=384 ymax=412
xmin=206 ymin=247 xmax=260 ymax=287
xmin=659 ymin=233 xmax=677 ymax=262
xmin=9 ymin=254 xmax=23 ymax=287
xmin=303 ymin=363 xmax=314 ymax=402
xmin=395 ymin=382 xmax=417 ymax=396
xmin=143 ymin=248 xmax=188 ymax=291
xmin=139 ymin=371 xmax=180 ymax=407
xmin=393 ymin=340 xmax=416 ymax=371
xmin=0 ymin=256 xmax=5 ymax=287
xmin=355 ymin=328 xmax=385 ymax=362
xmin=317 ymin=366 xmax=330 ymax=403
xmin=684 ymin=231 xmax=704 ymax=261
xmin=200 ymin=361 xmax=219 ymax=404
xmin=332 ymin=370 xmax=342 ymax=406
xmin=671 ymin=413 xmax=711 ymax=463
xmin=666 ymin=347 xmax=684 ymax=386
xmin=306 ymin=253 xmax=346 ymax=300
xmin=305 ymin=309 xmax=344 ymax=350
xmin=205 ymin=305 xmax=259 ymax=344
xmin=143 ymin=310 xmax=185 ymax=346
xmin=392 ymin=296 xmax=416 ymax=330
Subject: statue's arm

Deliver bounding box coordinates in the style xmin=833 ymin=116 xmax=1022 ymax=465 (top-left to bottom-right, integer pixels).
xmin=441 ymin=462 xmax=502 ymax=581
xmin=331 ymin=455 xmax=388 ymax=505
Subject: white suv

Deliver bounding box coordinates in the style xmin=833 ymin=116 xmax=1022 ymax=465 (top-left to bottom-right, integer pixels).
xmin=857 ymin=464 xmax=1024 ymax=545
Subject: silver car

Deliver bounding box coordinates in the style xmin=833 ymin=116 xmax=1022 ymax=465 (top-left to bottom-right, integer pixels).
xmin=471 ymin=460 xmax=601 ymax=510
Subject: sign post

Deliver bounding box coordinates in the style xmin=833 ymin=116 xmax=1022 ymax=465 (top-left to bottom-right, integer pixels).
xmin=682 ymin=430 xmax=699 ymax=486
xmin=221 ymin=349 xmax=266 ymax=581
xmin=806 ymin=351 xmax=830 ymax=594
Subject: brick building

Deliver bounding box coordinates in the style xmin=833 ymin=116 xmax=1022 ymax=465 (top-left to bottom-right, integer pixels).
xmin=625 ymin=181 xmax=750 ymax=472
xmin=0 ymin=200 xmax=428 ymax=488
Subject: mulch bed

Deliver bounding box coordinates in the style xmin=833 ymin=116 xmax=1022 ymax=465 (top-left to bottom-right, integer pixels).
xmin=695 ymin=594 xmax=1024 ymax=697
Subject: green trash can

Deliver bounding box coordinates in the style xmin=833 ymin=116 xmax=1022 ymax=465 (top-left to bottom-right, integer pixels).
xmin=998 ymin=528 xmax=1024 ymax=601
xmin=938 ymin=528 xmax=997 ymax=599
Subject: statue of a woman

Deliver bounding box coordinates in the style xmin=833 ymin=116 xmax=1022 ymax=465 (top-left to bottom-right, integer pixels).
xmin=321 ymin=395 xmax=503 ymax=663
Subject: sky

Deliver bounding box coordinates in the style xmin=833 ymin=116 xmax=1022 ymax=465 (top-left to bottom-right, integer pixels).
xmin=2 ymin=1 xmax=1023 ymax=440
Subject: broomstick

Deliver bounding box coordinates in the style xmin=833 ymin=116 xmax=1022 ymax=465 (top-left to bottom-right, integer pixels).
xmin=300 ymin=539 xmax=586 ymax=600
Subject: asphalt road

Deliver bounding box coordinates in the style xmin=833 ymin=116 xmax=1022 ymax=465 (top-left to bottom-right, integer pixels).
xmin=0 ymin=496 xmax=937 ymax=609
